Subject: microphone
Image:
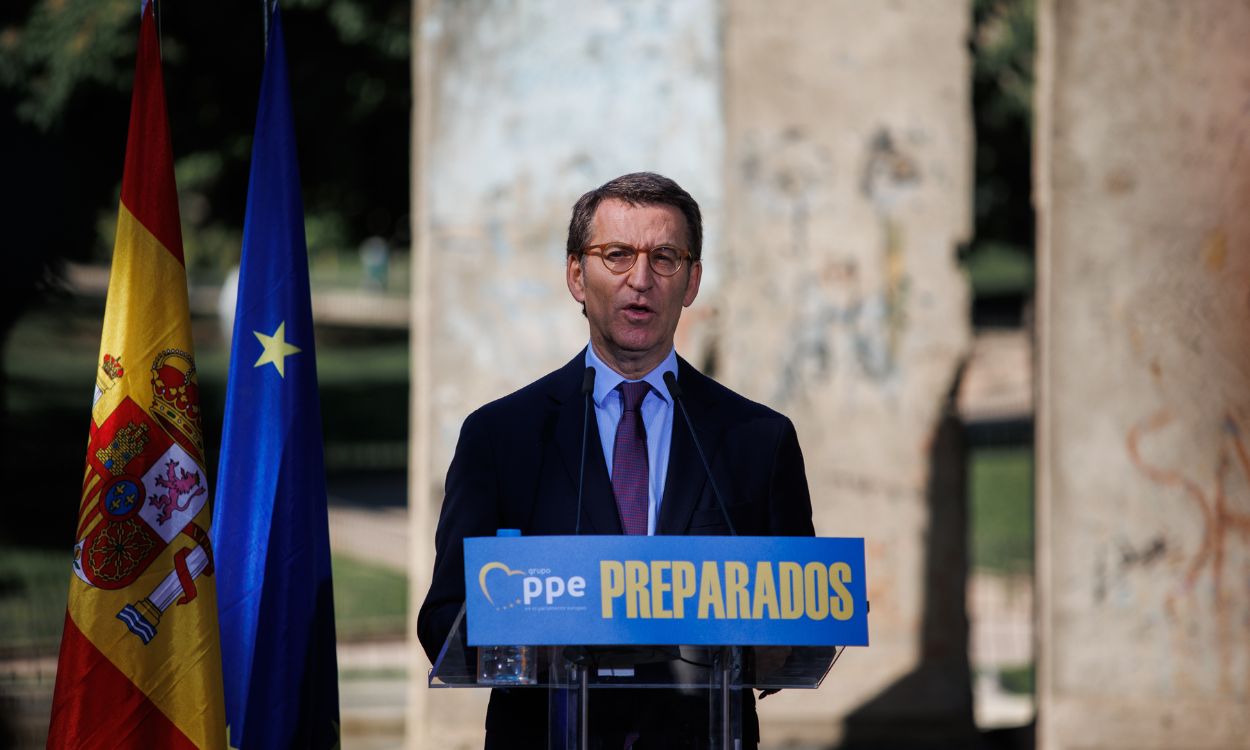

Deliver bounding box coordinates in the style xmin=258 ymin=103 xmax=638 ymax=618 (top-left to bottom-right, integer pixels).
xmin=575 ymin=366 xmax=595 ymax=535
xmin=663 ymin=371 xmax=737 ymax=536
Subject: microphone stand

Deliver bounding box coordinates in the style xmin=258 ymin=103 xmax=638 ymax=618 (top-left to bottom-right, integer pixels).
xmin=663 ymin=371 xmax=737 ymax=536
xmin=574 ymin=366 xmax=595 ymax=535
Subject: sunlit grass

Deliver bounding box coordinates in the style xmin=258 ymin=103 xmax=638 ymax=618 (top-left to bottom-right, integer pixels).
xmin=331 ymin=554 xmax=408 ymax=641
xmin=0 ymin=549 xmax=406 ymax=656
xmin=969 ymin=445 xmax=1033 ymax=574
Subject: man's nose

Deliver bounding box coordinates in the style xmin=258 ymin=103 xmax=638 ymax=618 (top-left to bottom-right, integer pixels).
xmin=625 ymin=253 xmax=655 ymax=290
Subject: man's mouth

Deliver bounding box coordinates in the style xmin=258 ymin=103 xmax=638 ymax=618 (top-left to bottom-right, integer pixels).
xmin=622 ymin=302 xmax=656 ymax=320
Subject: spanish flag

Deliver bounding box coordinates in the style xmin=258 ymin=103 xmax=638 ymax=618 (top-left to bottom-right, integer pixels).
xmin=47 ymin=4 xmax=226 ymax=748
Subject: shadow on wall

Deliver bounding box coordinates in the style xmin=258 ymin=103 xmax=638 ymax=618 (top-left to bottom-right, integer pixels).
xmin=838 ymin=382 xmax=977 ymax=748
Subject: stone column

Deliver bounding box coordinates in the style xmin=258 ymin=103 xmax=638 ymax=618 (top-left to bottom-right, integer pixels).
xmin=719 ymin=0 xmax=974 ymax=744
xmin=1035 ymin=1 xmax=1250 ymax=748
xmin=408 ymin=2 xmax=724 ymax=747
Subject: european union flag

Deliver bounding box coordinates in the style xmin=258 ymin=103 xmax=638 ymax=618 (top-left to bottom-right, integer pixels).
xmin=212 ymin=5 xmax=339 ymax=748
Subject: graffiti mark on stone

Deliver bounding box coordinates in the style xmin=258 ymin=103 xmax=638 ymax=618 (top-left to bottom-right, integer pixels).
xmin=741 ymin=128 xmax=922 ymax=403
xmin=1119 ymin=536 xmax=1167 ymax=568
xmin=1126 ymin=408 xmax=1250 ymax=610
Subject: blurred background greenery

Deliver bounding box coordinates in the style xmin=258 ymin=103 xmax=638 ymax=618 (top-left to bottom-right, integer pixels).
xmin=1 ymin=0 xmax=415 ymax=671
xmin=1 ymin=0 xmax=411 ymax=509
xmin=0 ymin=0 xmax=410 ymax=364
xmin=968 ymin=0 xmax=1035 ymax=325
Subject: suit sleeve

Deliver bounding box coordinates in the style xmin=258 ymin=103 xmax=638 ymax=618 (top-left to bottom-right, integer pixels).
xmin=417 ymin=411 xmax=500 ymax=663
xmin=768 ymin=417 xmax=816 ymax=537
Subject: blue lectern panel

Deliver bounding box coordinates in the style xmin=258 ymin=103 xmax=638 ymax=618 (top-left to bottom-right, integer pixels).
xmin=464 ymin=536 xmax=868 ymax=647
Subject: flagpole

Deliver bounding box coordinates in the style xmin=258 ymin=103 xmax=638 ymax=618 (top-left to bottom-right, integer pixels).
xmin=262 ymin=0 xmax=271 ymax=56
xmin=154 ymin=0 xmax=162 ymax=59
xmin=140 ymin=0 xmax=162 ymax=59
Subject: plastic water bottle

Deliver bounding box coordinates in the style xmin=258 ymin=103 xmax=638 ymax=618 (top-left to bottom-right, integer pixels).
xmin=477 ymin=529 xmax=537 ymax=685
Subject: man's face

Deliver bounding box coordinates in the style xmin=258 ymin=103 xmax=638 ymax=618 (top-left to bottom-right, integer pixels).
xmin=567 ymin=198 xmax=701 ymax=375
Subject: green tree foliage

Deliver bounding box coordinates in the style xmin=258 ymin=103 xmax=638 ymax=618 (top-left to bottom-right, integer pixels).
xmin=1 ymin=1 xmax=137 ymax=433
xmin=967 ymin=0 xmax=1035 ymax=302
xmin=0 ymin=1 xmax=410 ymax=545
xmin=1 ymin=0 xmax=410 ymax=285
xmin=0 ymin=1 xmax=135 ymax=129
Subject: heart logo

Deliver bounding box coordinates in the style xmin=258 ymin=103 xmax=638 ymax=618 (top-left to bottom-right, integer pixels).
xmin=478 ymin=561 xmax=525 ymax=606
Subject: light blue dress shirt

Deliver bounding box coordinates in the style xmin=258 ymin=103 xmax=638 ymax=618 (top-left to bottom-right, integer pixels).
xmin=584 ymin=345 xmax=678 ymax=536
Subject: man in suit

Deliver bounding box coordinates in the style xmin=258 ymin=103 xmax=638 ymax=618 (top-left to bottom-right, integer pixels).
xmin=418 ymin=172 xmax=814 ymax=748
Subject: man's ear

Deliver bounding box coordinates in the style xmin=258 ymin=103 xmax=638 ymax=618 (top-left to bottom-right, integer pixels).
xmin=567 ymin=255 xmax=586 ymax=304
xmin=682 ymin=260 xmax=702 ymax=307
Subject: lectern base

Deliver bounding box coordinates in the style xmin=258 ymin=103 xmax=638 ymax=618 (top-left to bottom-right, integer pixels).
xmin=545 ymin=647 xmax=747 ymax=750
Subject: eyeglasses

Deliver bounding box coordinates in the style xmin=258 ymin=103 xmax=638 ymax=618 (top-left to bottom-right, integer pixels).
xmin=582 ymin=242 xmax=691 ymax=277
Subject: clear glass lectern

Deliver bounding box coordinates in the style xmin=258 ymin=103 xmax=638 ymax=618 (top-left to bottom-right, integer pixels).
xmin=429 ymin=605 xmax=844 ymax=749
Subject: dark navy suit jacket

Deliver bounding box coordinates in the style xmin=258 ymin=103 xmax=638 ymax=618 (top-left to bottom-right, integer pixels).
xmin=418 ymin=351 xmax=815 ymax=748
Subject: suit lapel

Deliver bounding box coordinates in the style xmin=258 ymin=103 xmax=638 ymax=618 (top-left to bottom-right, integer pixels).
xmin=657 ymin=358 xmax=717 ymax=535
xmin=551 ymin=353 xmax=622 ymax=534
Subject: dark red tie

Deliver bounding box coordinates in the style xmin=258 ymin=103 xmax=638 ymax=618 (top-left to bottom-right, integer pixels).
xmin=612 ymin=381 xmax=650 ymax=535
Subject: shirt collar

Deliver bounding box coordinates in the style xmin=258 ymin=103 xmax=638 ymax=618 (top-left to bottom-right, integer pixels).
xmin=584 ymin=344 xmax=678 ymax=408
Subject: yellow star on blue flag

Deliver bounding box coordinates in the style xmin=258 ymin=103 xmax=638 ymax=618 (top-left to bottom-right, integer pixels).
xmin=253 ymin=321 xmax=301 ymax=377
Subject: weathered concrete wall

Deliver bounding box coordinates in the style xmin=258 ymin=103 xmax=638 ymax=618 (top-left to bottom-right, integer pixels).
xmin=408 ymin=1 xmax=724 ymax=747
xmin=415 ymin=0 xmax=726 ymax=480
xmin=719 ymin=0 xmax=974 ymax=744
xmin=410 ymin=1 xmax=975 ymax=746
xmin=1035 ymin=1 xmax=1250 ymax=748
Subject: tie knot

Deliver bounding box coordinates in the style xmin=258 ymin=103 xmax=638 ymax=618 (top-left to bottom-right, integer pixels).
xmin=618 ymin=381 xmax=650 ymax=412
